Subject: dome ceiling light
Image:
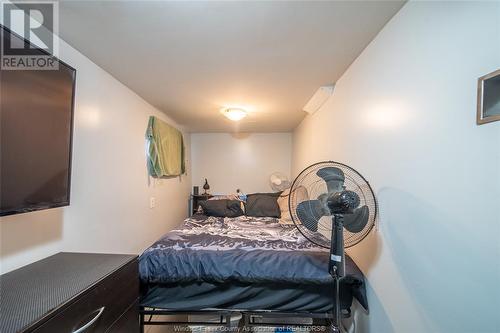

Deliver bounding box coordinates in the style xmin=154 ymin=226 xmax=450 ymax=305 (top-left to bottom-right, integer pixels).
xmin=222 ymin=108 xmax=247 ymax=121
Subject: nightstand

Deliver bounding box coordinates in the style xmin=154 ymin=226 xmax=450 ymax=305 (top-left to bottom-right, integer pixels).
xmin=190 ymin=194 xmax=213 ymax=215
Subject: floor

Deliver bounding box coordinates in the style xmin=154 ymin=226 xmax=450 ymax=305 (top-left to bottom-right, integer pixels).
xmin=143 ymin=314 xmax=330 ymax=333
xmin=143 ymin=315 xmax=190 ymax=333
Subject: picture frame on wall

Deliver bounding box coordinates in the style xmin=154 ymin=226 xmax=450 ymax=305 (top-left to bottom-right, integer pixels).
xmin=477 ymin=69 xmax=500 ymax=125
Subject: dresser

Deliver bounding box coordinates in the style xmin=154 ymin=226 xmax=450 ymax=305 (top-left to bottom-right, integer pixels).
xmin=0 ymin=252 xmax=139 ymax=333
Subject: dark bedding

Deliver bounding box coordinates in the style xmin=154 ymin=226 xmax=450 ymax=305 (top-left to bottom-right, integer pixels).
xmin=139 ymin=214 xmax=367 ymax=312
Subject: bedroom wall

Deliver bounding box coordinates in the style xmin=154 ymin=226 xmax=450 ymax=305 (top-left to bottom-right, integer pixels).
xmin=191 ymin=133 xmax=292 ymax=194
xmin=0 ymin=16 xmax=191 ymax=273
xmin=292 ymin=2 xmax=500 ymax=332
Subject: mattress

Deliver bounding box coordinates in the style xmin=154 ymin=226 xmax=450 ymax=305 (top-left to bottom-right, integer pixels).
xmin=139 ymin=214 xmax=367 ymax=312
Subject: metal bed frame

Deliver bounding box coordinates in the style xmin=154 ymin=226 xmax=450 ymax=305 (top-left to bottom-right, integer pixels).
xmin=139 ymin=307 xmax=333 ymax=332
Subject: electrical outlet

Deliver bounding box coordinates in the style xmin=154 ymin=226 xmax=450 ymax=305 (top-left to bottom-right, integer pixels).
xmin=149 ymin=197 xmax=156 ymax=209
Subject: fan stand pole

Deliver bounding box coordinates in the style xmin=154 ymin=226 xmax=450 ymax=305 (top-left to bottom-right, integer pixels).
xmin=329 ymin=214 xmax=345 ymax=333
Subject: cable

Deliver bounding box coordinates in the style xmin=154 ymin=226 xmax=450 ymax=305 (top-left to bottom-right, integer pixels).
xmin=340 ymin=313 xmax=356 ymax=333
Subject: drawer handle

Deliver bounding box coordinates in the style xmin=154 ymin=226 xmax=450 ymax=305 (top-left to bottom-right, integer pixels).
xmin=72 ymin=306 xmax=105 ymax=333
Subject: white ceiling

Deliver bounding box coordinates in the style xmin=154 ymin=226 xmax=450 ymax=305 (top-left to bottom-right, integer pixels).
xmin=58 ymin=1 xmax=405 ymax=132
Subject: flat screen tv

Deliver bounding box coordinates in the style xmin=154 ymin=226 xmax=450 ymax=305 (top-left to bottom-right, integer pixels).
xmin=0 ymin=25 xmax=76 ymax=216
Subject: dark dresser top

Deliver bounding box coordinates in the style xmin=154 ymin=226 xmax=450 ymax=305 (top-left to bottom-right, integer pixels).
xmin=0 ymin=252 xmax=137 ymax=333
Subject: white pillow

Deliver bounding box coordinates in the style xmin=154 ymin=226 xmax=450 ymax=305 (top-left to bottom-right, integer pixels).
xmin=277 ymin=186 xmax=308 ymax=225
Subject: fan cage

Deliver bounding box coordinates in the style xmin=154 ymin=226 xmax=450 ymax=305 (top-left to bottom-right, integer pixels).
xmin=288 ymin=161 xmax=377 ymax=248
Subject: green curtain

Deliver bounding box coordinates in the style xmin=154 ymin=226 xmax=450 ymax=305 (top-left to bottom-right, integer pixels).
xmin=146 ymin=116 xmax=185 ymax=177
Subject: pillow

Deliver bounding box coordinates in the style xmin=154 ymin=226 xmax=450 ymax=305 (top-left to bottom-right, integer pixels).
xmin=208 ymin=194 xmax=240 ymax=201
xmin=208 ymin=194 xmax=246 ymax=212
xmin=245 ymin=192 xmax=281 ymax=218
xmin=199 ymin=199 xmax=243 ymax=217
xmin=277 ymin=189 xmax=293 ymax=224
xmin=277 ymin=186 xmax=309 ymax=225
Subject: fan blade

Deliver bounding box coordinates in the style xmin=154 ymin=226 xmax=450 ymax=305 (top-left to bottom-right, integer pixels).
xmin=316 ymin=167 xmax=345 ymax=193
xmin=296 ymin=200 xmax=328 ymax=232
xmin=343 ymin=205 xmax=369 ymax=233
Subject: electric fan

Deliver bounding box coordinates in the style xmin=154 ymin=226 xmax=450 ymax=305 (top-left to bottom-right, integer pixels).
xmin=269 ymin=172 xmax=291 ymax=192
xmin=288 ymin=161 xmax=377 ymax=332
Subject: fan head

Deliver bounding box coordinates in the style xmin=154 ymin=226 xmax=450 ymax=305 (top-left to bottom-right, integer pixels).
xmin=269 ymin=172 xmax=291 ymax=192
xmin=289 ymin=161 xmax=377 ymax=248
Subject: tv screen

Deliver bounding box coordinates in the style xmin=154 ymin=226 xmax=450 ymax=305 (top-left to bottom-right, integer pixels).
xmin=0 ymin=26 xmax=76 ymax=217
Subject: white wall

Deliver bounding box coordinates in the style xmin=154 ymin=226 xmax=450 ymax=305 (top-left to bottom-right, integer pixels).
xmin=0 ymin=24 xmax=191 ymax=274
xmin=292 ymin=2 xmax=500 ymax=333
xmin=191 ymin=133 xmax=291 ymax=194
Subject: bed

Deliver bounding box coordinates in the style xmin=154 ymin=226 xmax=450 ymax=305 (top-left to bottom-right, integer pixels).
xmin=139 ymin=213 xmax=368 ymax=328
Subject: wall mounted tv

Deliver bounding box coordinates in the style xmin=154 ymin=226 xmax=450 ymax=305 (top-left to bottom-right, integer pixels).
xmin=0 ymin=25 xmax=76 ymax=217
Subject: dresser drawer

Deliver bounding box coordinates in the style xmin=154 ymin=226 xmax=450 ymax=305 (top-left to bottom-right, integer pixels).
xmin=33 ymin=259 xmax=138 ymax=333
xmin=107 ymin=300 xmax=139 ymax=333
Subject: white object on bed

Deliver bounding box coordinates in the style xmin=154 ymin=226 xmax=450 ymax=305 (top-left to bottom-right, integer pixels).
xmin=277 ymin=186 xmax=308 ymax=225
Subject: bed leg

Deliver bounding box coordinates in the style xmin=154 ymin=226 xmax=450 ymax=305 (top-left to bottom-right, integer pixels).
xmin=237 ymin=313 xmax=252 ymax=333
xmin=225 ymin=314 xmax=232 ymax=328
xmin=139 ymin=308 xmax=145 ymax=333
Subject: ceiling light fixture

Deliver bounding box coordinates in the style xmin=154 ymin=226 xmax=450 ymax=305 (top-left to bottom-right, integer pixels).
xmin=223 ymin=108 xmax=247 ymax=121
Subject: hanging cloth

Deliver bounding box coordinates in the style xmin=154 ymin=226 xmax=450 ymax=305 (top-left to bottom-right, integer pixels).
xmin=146 ymin=116 xmax=185 ymax=177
